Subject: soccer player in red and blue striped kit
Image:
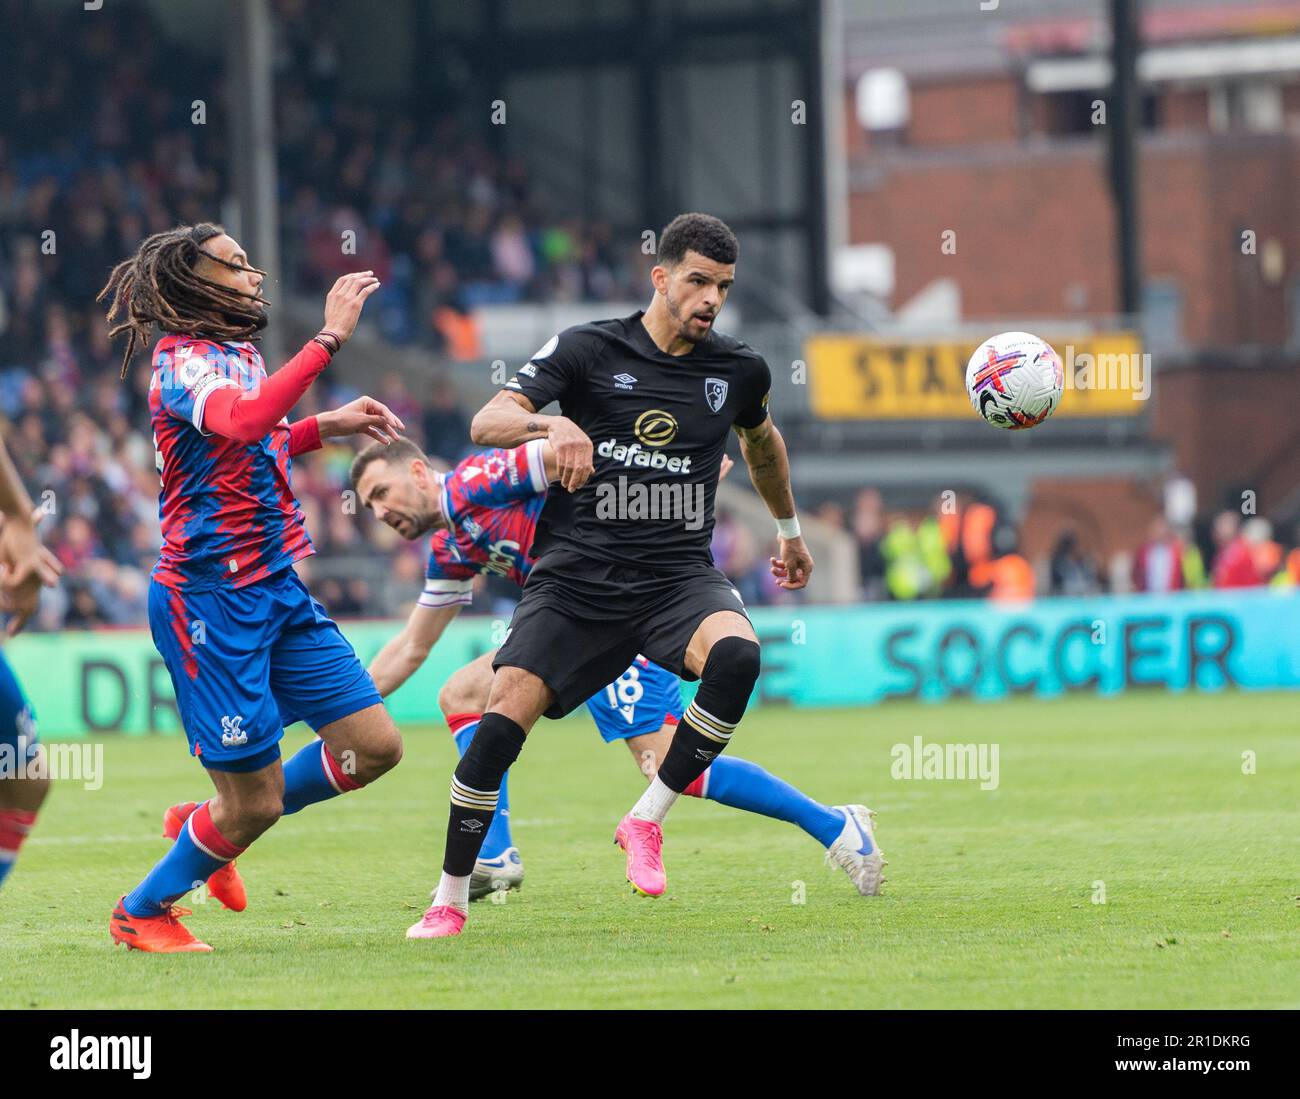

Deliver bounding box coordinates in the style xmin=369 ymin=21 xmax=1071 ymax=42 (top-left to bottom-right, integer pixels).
xmin=98 ymin=224 xmax=406 ymax=952
xmin=0 ymin=433 xmax=62 ymax=894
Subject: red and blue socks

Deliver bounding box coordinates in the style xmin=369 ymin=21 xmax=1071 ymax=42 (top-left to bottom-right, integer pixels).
xmin=122 ymin=740 xmax=361 ymax=915
xmin=685 ymin=756 xmax=846 ymax=848
xmin=122 ymin=801 xmax=244 ymax=916
xmin=447 ymin=713 xmax=515 ymax=860
xmin=0 ymin=809 xmax=37 ymax=890
xmin=282 ymin=740 xmax=362 ymax=815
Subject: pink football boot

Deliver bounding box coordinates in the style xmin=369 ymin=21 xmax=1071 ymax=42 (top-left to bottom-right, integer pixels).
xmin=614 ymin=814 xmax=666 ymax=897
xmin=406 ymin=904 xmax=467 ymax=939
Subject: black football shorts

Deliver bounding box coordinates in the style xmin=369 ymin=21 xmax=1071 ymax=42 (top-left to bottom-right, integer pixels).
xmin=493 ymin=549 xmax=751 ymax=718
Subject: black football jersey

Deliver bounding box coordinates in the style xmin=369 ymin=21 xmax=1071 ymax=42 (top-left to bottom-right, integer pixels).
xmin=504 ymin=311 xmax=771 ymax=571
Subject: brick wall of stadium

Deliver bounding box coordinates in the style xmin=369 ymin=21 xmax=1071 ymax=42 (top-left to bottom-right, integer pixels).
xmin=843 ymin=77 xmax=1299 ymax=348
xmin=841 ymin=67 xmax=1300 ymax=540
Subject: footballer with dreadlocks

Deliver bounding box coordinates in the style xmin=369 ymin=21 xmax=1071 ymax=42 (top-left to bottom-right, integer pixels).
xmin=98 ymin=223 xmax=407 ymax=952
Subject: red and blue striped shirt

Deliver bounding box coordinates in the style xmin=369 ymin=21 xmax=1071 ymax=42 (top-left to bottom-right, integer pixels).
xmin=421 ymin=439 xmax=549 ymax=609
xmin=149 ymin=334 xmax=313 ymax=591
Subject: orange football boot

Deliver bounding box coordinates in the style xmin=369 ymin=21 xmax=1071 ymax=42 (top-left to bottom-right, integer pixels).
xmin=110 ymin=897 xmax=212 ymax=953
xmin=162 ymin=802 xmax=247 ymax=912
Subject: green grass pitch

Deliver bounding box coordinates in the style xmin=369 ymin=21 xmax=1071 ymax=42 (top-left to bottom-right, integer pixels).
xmin=2 ymin=691 xmax=1296 ymax=1009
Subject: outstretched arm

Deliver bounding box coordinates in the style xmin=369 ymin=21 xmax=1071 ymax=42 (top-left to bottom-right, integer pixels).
xmin=311 ymin=395 xmax=405 ymax=450
xmin=734 ymin=416 xmax=813 ymax=590
xmin=369 ymin=603 xmax=461 ymax=698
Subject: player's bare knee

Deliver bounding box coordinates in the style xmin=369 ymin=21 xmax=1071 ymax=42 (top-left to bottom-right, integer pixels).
xmin=438 ymin=657 xmax=493 ymax=722
xmin=237 ymin=794 xmax=283 ymax=835
xmin=0 ymin=771 xmax=50 ymax=811
xmin=438 ymin=677 xmax=475 ymax=721
xmin=485 ymin=666 xmax=549 ymax=733
xmin=347 ymin=718 xmax=403 ymax=782
xmin=436 ymin=679 xmax=458 ymax=721
xmin=366 ymin=726 xmax=404 ymax=778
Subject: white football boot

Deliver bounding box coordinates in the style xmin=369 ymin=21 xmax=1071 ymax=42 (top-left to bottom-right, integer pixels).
xmin=825 ymin=805 xmax=885 ymax=896
xmin=469 ymin=847 xmax=525 ymax=901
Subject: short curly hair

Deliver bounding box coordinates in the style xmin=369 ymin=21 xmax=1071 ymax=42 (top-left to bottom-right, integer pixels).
xmin=658 ymin=213 xmax=738 ymax=267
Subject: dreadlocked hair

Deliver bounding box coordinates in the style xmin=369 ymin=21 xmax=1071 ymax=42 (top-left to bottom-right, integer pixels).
xmin=97 ymin=223 xmax=269 ymax=378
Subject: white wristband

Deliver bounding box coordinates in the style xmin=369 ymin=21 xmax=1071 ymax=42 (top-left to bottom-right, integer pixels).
xmin=775 ymin=515 xmax=801 ymax=540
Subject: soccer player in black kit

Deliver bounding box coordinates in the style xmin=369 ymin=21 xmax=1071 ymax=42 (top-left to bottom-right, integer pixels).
xmin=410 ymin=213 xmax=844 ymax=939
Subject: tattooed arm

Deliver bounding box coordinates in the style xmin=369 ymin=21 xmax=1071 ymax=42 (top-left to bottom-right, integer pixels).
xmin=469 ymin=390 xmax=549 ymax=445
xmin=470 ymin=390 xmax=593 ymax=491
xmin=735 ymin=416 xmax=795 ymax=518
xmin=734 ymin=417 xmax=813 ymax=590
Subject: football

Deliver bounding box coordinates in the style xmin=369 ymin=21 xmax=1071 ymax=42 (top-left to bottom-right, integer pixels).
xmin=965 ymin=331 xmax=1064 ymax=430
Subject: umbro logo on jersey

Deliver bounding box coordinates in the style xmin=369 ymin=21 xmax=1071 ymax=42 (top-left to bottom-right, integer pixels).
xmin=704 ymin=377 xmax=729 ymax=413
xmin=519 ymin=363 xmax=538 ymax=377
xmin=613 ymin=373 xmax=637 ymax=390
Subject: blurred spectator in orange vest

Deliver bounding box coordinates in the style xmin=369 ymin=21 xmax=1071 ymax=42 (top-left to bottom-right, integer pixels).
xmin=432 ymin=304 xmax=482 ymax=361
xmin=1132 ymin=515 xmax=1184 ymax=593
xmin=937 ymin=494 xmax=996 ymax=597
xmin=969 ymin=524 xmax=1035 ymax=602
xmin=1210 ymin=510 xmax=1262 ymax=588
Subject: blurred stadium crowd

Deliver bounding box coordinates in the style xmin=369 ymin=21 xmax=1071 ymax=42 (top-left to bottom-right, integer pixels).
xmin=272 ymin=6 xmax=645 ymax=350
xmin=822 ymin=491 xmax=1300 ymax=606
xmin=3 ymin=0 xmax=1298 ymax=632
xmin=0 ymin=0 xmax=638 ymax=629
